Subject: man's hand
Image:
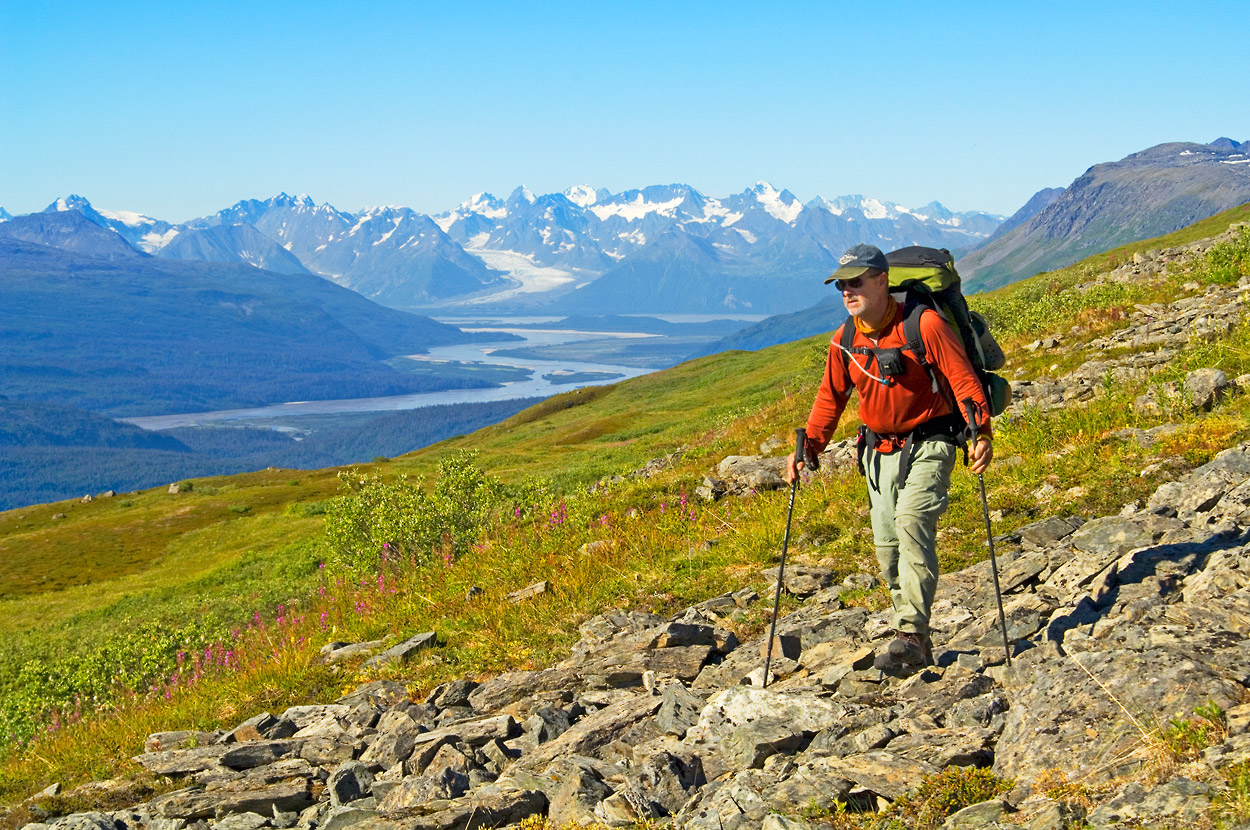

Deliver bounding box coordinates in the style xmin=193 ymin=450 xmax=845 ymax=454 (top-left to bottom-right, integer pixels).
xmin=786 ymin=451 xmax=806 ymax=483
xmin=969 ymin=436 xmax=993 ymax=474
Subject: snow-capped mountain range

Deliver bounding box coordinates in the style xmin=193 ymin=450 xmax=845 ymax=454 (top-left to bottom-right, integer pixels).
xmin=5 ymin=185 xmax=1003 ymax=314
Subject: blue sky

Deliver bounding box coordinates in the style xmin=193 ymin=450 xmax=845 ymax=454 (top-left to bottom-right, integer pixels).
xmin=2 ymin=1 xmax=1246 ymax=222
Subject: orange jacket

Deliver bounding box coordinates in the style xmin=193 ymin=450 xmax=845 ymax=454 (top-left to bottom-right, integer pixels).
xmin=805 ymin=305 xmax=992 ymax=454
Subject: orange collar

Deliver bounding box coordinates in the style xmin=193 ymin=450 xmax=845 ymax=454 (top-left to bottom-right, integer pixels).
xmin=853 ymin=296 xmax=899 ymax=337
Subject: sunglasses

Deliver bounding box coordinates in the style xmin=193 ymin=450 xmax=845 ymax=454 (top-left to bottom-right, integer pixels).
xmin=834 ymin=275 xmax=871 ymax=291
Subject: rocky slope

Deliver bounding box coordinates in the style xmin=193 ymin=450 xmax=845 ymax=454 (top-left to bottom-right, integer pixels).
xmin=1007 ymin=220 xmax=1248 ymax=419
xmin=19 ymin=437 xmax=1249 ymax=830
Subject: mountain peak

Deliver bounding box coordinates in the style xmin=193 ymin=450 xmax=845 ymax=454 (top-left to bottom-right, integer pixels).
xmin=1208 ymin=137 xmax=1248 ymax=152
xmin=913 ymin=201 xmax=955 ymax=220
xmin=360 ymin=204 xmax=412 ymax=218
xmin=452 ymin=192 xmax=506 ymax=219
xmin=961 ymin=139 xmax=1250 ymax=291
xmin=268 ymin=193 xmax=317 ymax=209
xmin=508 ymin=186 xmax=536 ymax=205
xmin=747 ymin=181 xmax=802 ymax=223
xmin=563 ymin=185 xmax=598 ymax=207
xmin=45 ymin=194 xmax=94 ymax=213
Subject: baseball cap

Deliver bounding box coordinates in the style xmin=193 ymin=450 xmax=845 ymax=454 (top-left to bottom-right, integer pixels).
xmin=825 ymin=244 xmax=888 ymax=284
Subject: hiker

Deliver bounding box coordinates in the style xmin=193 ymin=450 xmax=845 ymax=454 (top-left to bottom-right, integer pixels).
xmin=786 ymin=243 xmax=993 ymax=672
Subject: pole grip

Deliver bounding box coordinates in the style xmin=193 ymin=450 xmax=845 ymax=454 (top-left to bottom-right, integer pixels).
xmin=794 ymin=428 xmax=807 ymax=465
xmin=962 ymin=400 xmax=978 ymax=443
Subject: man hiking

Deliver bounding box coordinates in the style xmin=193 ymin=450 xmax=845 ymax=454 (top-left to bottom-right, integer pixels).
xmin=786 ymin=243 xmax=993 ymax=673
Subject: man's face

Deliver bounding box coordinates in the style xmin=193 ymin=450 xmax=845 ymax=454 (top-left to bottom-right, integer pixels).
xmin=840 ymin=269 xmax=889 ymax=321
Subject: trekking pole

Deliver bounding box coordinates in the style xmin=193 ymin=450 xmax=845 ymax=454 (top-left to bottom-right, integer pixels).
xmin=763 ymin=428 xmax=805 ymax=688
xmin=977 ymin=470 xmax=1011 ymax=667
xmin=963 ymin=402 xmax=1011 ymax=668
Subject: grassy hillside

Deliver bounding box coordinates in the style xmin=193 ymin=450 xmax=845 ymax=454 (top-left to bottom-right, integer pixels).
xmin=1 ymin=206 xmax=1248 ymax=821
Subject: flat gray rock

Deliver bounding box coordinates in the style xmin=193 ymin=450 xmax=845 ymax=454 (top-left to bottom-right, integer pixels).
xmin=362 ymin=632 xmax=437 ymax=670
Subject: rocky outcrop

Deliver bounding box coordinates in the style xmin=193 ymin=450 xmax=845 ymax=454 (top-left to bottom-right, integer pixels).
xmin=23 ymin=438 xmax=1250 ymax=829
xmin=1006 ymin=223 xmax=1249 ymax=418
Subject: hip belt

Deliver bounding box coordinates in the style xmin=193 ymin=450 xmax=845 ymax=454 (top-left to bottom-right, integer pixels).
xmin=856 ymin=412 xmax=967 ymax=490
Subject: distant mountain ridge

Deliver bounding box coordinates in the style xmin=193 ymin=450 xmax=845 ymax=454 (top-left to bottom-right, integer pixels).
xmin=18 ymin=136 xmax=1247 ymax=312
xmin=691 ymin=198 xmax=1250 ymax=359
xmin=979 ymin=187 xmax=1064 ymax=245
xmin=18 ymin=185 xmax=1003 ymax=315
xmin=0 ymin=233 xmax=510 ymax=418
xmin=158 ymin=222 xmax=313 ymax=274
xmin=186 ymin=195 xmax=510 ymax=305
xmin=0 ymin=210 xmax=147 ymax=261
xmin=962 ymin=138 xmax=1250 ymax=291
xmin=437 ymin=182 xmax=1001 ymax=314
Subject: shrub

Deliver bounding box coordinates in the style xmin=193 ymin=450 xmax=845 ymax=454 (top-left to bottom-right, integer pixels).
xmin=432 ymin=450 xmax=501 ymax=543
xmin=325 ymin=450 xmax=500 ymax=573
xmin=1189 ymin=230 xmax=1250 ymax=285
xmin=0 ymin=617 xmax=225 ymax=745
xmin=877 ymin=767 xmax=1013 ymax=830
xmin=285 ymin=500 xmax=329 ymax=517
xmin=1162 ymin=702 xmax=1226 ymax=761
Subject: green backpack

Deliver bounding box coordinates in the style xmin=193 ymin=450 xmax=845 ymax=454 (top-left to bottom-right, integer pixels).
xmin=839 ymin=245 xmax=1009 ymax=419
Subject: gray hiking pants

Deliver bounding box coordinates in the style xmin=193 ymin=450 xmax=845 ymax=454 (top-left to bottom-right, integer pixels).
xmin=865 ymin=439 xmax=957 ymax=636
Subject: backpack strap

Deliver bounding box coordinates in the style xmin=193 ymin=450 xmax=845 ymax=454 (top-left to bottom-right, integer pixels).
xmin=903 ymin=301 xmax=981 ymax=449
xmin=837 ymin=322 xmax=874 ymax=393
xmin=839 ymin=320 xmax=855 ymax=368
xmin=900 ymin=299 xmax=943 ymax=397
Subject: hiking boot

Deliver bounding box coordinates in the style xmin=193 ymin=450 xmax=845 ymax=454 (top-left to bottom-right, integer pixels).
xmin=873 ymin=631 xmax=934 ymax=673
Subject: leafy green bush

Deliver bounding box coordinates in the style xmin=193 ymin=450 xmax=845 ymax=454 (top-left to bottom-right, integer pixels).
xmin=1189 ymin=230 xmax=1250 ymax=285
xmin=1163 ymin=702 xmax=1226 ymax=760
xmin=325 ymin=450 xmax=501 ymax=573
xmin=285 ymin=500 xmax=329 ymax=517
xmin=432 ymin=450 xmax=501 ymax=543
xmin=877 ymin=767 xmax=1013 ymax=830
xmin=0 ymin=539 xmax=325 ymax=751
